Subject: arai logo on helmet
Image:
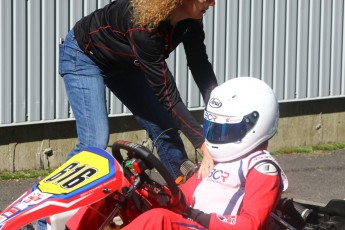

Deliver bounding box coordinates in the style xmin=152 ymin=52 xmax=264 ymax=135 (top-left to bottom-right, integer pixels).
xmin=209 ymin=98 xmax=222 ymax=108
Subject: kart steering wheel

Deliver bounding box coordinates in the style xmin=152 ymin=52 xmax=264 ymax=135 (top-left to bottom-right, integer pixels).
xmin=111 ymin=140 xmax=182 ymax=207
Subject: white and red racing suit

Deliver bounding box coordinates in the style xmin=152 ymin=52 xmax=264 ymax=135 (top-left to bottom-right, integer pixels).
xmin=180 ymin=151 xmax=288 ymax=229
xmin=122 ymin=149 xmax=288 ymax=230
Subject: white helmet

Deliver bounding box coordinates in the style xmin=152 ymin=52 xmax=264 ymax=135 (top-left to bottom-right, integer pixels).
xmin=204 ymin=77 xmax=279 ymax=162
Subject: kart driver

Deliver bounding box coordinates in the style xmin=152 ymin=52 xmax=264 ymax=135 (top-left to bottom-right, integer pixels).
xmin=122 ymin=77 xmax=288 ymax=229
xmin=66 ymin=77 xmax=288 ymax=229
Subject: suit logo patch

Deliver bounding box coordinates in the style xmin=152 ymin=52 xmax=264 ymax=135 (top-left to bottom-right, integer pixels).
xmin=217 ymin=215 xmax=237 ymax=225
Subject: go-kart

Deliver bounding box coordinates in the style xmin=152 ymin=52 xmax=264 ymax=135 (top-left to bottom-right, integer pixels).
xmin=0 ymin=140 xmax=344 ymax=229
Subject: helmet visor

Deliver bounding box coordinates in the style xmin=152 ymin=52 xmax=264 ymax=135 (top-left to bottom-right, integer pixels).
xmin=203 ymin=111 xmax=259 ymax=144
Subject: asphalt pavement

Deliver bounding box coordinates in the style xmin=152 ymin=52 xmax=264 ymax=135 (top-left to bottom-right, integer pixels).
xmin=1 ymin=149 xmax=345 ymax=210
xmin=277 ymin=149 xmax=345 ymax=205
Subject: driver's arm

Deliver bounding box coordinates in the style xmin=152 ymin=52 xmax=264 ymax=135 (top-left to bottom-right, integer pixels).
xmin=182 ymin=165 xmax=281 ymax=229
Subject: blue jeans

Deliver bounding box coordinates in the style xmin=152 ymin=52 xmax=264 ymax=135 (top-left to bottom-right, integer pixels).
xmin=59 ymin=29 xmax=187 ymax=179
xmin=35 ymin=219 xmax=47 ymax=230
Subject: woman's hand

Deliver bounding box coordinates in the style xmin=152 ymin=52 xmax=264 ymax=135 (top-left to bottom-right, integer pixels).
xmin=197 ymin=143 xmax=214 ymax=179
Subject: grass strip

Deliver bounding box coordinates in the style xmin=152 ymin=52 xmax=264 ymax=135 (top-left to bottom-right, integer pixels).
xmin=0 ymin=169 xmax=54 ymax=181
xmin=271 ymin=142 xmax=345 ymax=155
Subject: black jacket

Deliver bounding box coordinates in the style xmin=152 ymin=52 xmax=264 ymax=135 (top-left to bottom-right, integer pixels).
xmin=74 ymin=0 xmax=218 ymax=148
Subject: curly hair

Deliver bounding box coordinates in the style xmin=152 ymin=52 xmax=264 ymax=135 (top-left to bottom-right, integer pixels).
xmin=130 ymin=0 xmax=183 ymax=28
